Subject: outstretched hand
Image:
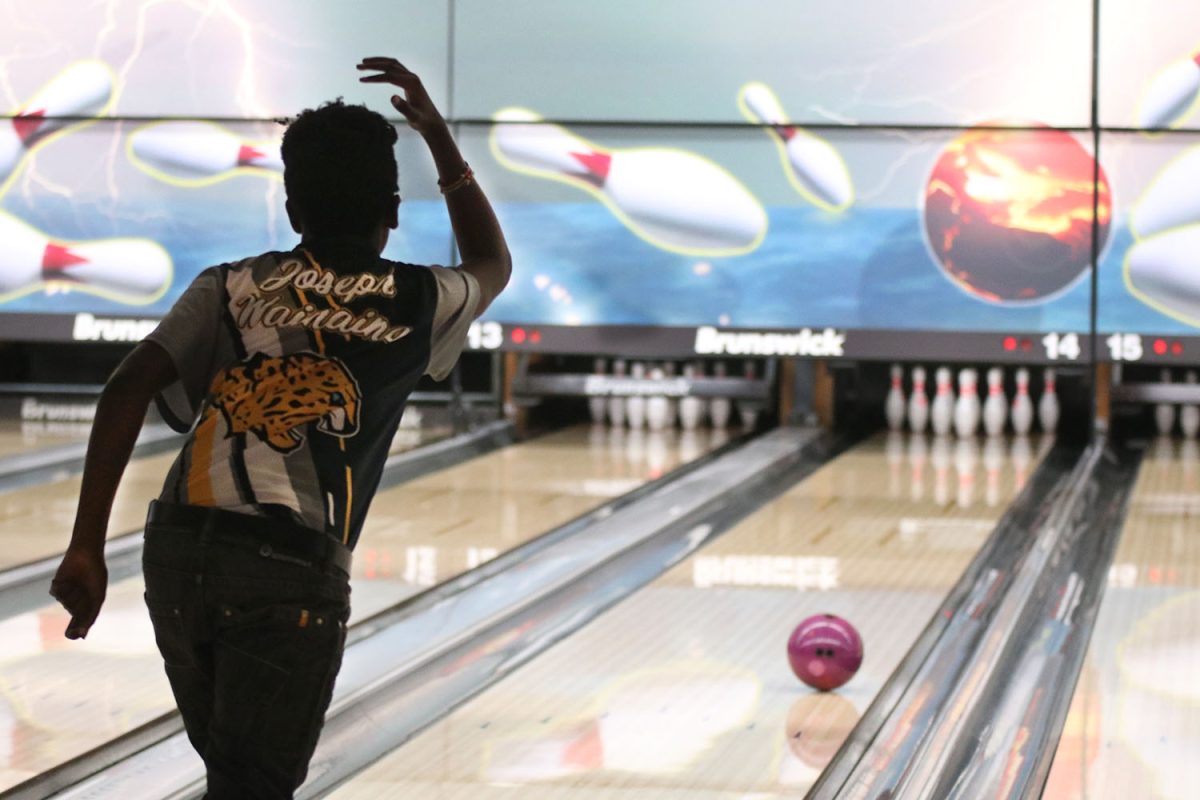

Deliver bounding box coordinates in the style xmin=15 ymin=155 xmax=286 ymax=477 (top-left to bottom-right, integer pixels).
xmin=50 ymin=546 xmax=107 ymax=639
xmin=357 ymin=57 xmax=447 ymax=138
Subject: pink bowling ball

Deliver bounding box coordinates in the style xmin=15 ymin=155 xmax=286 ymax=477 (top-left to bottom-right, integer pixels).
xmin=787 ymin=613 xmax=863 ymax=691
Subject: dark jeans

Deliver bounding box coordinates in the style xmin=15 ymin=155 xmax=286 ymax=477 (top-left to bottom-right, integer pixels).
xmin=143 ymin=506 xmax=351 ymax=799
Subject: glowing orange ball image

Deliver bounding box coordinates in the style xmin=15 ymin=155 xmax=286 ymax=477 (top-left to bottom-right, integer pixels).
xmin=923 ymin=122 xmax=1111 ymax=303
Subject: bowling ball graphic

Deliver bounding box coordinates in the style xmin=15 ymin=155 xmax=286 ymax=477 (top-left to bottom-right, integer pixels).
xmin=923 ymin=122 xmax=1111 ymax=304
xmin=784 ymin=692 xmax=860 ymax=767
xmin=786 ymin=613 xmax=863 ymax=692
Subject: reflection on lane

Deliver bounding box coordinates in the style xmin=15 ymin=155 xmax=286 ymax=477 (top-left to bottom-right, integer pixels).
xmin=1044 ymin=436 xmax=1200 ymax=800
xmin=326 ymin=432 xmax=1049 ymax=798
xmin=0 ymin=424 xmax=721 ymax=793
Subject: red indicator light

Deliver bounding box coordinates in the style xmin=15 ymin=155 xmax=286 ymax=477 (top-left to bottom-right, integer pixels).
xmin=1172 ymin=341 xmax=1184 ymax=355
xmin=1153 ymin=339 xmax=1168 ymax=355
xmin=1003 ymin=336 xmax=1017 ymax=351
xmin=531 ymin=330 xmax=542 ymax=344
xmin=512 ymin=327 xmax=527 ymax=344
xmin=1020 ymin=339 xmax=1033 ymax=352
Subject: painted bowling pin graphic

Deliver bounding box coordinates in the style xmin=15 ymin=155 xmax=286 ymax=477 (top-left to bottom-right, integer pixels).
xmin=1138 ymin=51 xmax=1200 ymax=129
xmin=908 ymin=366 xmax=930 ymax=433
xmin=490 ymin=108 xmax=766 ymax=256
xmin=0 ymin=60 xmax=114 ymax=193
xmin=931 ymin=367 xmax=955 ymax=435
xmin=1011 ymin=368 xmax=1035 ymax=435
xmin=1126 ymin=225 xmax=1200 ymax=325
xmin=885 ymin=364 xmax=906 ymax=431
xmin=1130 ymin=146 xmax=1200 ymax=239
xmin=0 ymin=212 xmax=171 ymax=302
xmin=129 ymin=121 xmax=283 ymax=186
xmin=737 ymin=82 xmax=853 ymax=212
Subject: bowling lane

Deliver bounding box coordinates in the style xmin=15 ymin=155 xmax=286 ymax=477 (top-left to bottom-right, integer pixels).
xmin=1043 ymin=437 xmax=1200 ymax=800
xmin=0 ymin=416 xmax=91 ymax=460
xmin=325 ymin=432 xmax=1050 ymax=799
xmin=0 ymin=424 xmax=723 ymax=792
xmin=0 ymin=423 xmax=448 ymax=572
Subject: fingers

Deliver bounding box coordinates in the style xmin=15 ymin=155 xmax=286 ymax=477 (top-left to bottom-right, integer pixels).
xmin=50 ymin=580 xmax=100 ymax=639
xmin=65 ymin=616 xmax=91 ymax=640
xmin=391 ymin=95 xmax=415 ymax=121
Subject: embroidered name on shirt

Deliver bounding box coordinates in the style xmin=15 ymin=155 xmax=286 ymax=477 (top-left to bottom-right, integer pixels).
xmin=235 ymin=259 xmax=412 ymax=343
xmin=260 ymin=259 xmax=397 ymax=303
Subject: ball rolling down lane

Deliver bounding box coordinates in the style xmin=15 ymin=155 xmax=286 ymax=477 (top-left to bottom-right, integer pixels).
xmin=787 ymin=613 xmax=863 ymax=692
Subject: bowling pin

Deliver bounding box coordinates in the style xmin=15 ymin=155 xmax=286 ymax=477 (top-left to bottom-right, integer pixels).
xmin=1011 ymin=368 xmax=1035 ymax=435
xmin=0 ymin=211 xmax=171 ymax=300
xmin=885 ymin=364 xmax=906 ymax=431
xmin=1130 ymin=146 xmax=1200 ymax=239
xmin=983 ymin=367 xmax=1007 ymax=436
xmin=737 ymin=81 xmax=853 ymax=212
xmin=908 ymin=432 xmax=928 ymax=501
xmin=931 ymin=367 xmax=955 ymax=436
xmin=646 ymin=366 xmax=670 ymax=431
xmin=953 ymin=368 xmax=981 ymax=438
xmin=908 ymin=366 xmax=930 ymax=433
xmin=1126 ymin=226 xmax=1200 ymax=324
xmin=709 ymin=361 xmax=732 ymax=429
xmin=678 ymin=363 xmax=705 ymax=431
xmin=608 ymin=359 xmax=627 ymax=427
xmin=1181 ymin=370 xmax=1200 ymax=438
xmin=1155 ymin=368 xmax=1177 ymax=436
xmin=0 ymin=61 xmax=114 ymax=192
xmin=490 ymin=108 xmax=767 ymax=256
xmin=1138 ymin=51 xmax=1200 ymax=129
xmin=663 ymin=361 xmax=680 ymax=428
xmin=1038 ymin=368 xmax=1060 ymax=434
xmin=626 ymin=362 xmax=648 ymax=429
xmin=589 ymin=358 xmax=608 ymax=424
xmin=129 ymin=121 xmax=283 ymax=186
xmin=955 ymin=437 xmax=979 ymax=509
xmin=737 ymin=361 xmax=761 ymax=430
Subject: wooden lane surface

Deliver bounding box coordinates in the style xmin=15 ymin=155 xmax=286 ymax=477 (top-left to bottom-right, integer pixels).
xmin=0 ymin=419 xmax=90 ymax=460
xmin=1043 ymin=437 xmax=1200 ymax=800
xmin=0 ymin=424 xmax=723 ymax=792
xmin=0 ymin=426 xmax=449 ymax=572
xmin=324 ymin=433 xmax=1049 ymax=798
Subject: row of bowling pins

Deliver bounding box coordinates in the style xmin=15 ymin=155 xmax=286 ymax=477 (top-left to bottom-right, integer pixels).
xmin=888 ymin=431 xmax=1045 ymax=509
xmin=587 ymin=359 xmax=758 ymax=432
xmin=1152 ymin=368 xmax=1200 ymax=437
xmin=886 ymin=365 xmax=1059 ymax=437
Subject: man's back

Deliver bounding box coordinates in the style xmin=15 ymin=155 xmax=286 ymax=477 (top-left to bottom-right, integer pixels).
xmin=150 ymin=239 xmax=479 ymax=547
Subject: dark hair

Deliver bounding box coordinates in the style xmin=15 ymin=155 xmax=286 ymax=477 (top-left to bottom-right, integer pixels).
xmin=281 ymin=99 xmax=399 ymax=237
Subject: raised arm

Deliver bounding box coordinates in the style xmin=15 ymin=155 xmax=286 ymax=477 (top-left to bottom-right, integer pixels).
xmin=358 ymin=57 xmax=512 ymax=317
